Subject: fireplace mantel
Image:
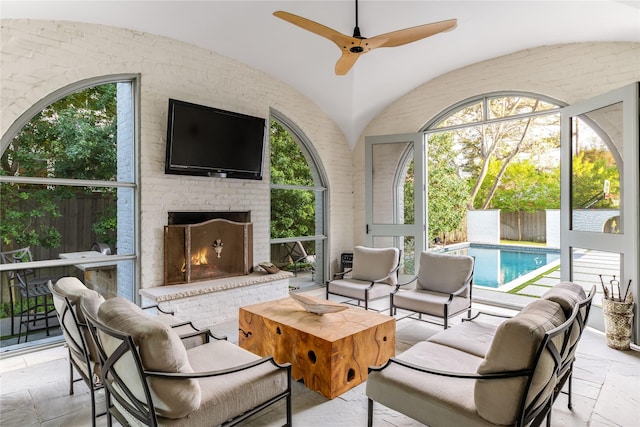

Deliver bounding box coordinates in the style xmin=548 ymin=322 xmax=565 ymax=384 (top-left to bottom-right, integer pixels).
xmin=140 ymin=271 xmax=292 ymax=329
xmin=141 ymin=271 xmax=291 ymax=302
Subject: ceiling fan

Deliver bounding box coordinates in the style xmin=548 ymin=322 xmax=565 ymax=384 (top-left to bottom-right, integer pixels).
xmin=273 ymin=0 xmax=457 ymax=76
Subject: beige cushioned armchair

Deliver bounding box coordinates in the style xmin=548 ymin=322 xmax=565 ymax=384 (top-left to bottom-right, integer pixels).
xmin=81 ymin=296 xmax=292 ymax=426
xmin=326 ymin=246 xmax=400 ymax=310
xmin=391 ymin=251 xmax=474 ymax=328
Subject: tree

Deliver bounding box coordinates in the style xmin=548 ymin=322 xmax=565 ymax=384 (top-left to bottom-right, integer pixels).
xmin=426 ymin=133 xmax=469 ymax=245
xmin=0 ymin=84 xmax=118 ymax=248
xmin=450 ymin=97 xmax=560 ymax=209
xmin=487 ymin=160 xmax=560 ymax=240
xmin=571 ymin=149 xmax=620 ymax=209
xmin=403 ymin=133 xmax=469 ymax=246
xmin=269 ymin=120 xmax=316 ymax=239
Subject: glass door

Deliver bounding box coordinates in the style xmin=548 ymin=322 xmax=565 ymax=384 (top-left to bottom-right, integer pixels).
xmin=560 ymin=82 xmax=639 ymax=341
xmin=365 ymin=133 xmax=425 ymax=277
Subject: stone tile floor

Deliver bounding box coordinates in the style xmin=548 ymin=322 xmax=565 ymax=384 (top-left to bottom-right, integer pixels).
xmin=1 ymin=287 xmax=638 ymax=426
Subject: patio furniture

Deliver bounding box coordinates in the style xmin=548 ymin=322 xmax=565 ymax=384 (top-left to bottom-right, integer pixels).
xmin=49 ymin=277 xmax=106 ymax=427
xmin=81 ymin=296 xmax=292 ymax=427
xmin=390 ymin=251 xmax=474 ymax=329
xmin=326 ymin=246 xmax=400 ymax=310
xmin=282 ymin=241 xmax=315 ymax=277
xmin=367 ymin=282 xmax=594 ymax=427
xmin=0 ymin=247 xmax=60 ymax=342
xmin=50 ymin=276 xmax=218 ymax=427
xmin=541 ymin=282 xmax=596 ymax=409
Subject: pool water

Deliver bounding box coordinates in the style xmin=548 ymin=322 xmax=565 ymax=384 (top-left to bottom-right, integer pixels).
xmin=446 ymin=245 xmax=560 ymax=288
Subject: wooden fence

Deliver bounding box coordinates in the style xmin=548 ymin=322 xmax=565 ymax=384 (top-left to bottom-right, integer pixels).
xmin=0 ymin=194 xmax=115 ymax=261
xmin=500 ymin=211 xmax=547 ymax=243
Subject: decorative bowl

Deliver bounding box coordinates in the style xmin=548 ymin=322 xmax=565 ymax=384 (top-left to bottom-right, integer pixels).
xmin=290 ymin=293 xmax=348 ymax=315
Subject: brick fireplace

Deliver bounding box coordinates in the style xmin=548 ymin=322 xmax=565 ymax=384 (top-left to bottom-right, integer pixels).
xmin=145 ymin=210 xmax=291 ymax=329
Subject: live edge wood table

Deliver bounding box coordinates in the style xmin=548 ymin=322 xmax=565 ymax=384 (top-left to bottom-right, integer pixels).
xmin=238 ymin=297 xmax=395 ymax=399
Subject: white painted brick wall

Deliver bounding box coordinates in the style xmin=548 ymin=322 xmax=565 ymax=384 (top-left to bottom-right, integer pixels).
xmin=1 ymin=20 xmax=355 ymax=290
xmin=2 ymin=21 xmax=637 ymax=290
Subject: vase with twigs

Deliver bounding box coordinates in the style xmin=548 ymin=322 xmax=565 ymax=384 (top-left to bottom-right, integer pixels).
xmin=600 ymin=275 xmax=634 ymax=350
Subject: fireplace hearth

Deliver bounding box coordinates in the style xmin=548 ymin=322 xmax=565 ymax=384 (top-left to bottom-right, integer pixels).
xmin=164 ymin=213 xmax=253 ymax=285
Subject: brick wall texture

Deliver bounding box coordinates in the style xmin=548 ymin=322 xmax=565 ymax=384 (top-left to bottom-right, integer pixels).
xmin=1 ymin=20 xmax=639 ymax=289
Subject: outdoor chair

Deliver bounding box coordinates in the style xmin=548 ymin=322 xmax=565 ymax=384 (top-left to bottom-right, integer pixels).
xmin=50 ymin=276 xmax=218 ymax=426
xmin=390 ymin=250 xmax=474 ymax=329
xmin=540 ymin=282 xmax=596 ymax=409
xmin=0 ymin=247 xmax=60 ymax=342
xmin=282 ymin=241 xmax=315 ymax=277
xmin=326 ymin=245 xmax=400 ymax=310
xmin=49 ymin=277 xmax=106 ymax=427
xmin=367 ymin=298 xmax=581 ymax=427
xmin=81 ymin=296 xmax=292 ymax=427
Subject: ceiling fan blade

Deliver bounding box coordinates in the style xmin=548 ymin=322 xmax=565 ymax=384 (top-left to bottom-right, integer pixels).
xmin=273 ymin=11 xmax=350 ymax=48
xmin=371 ymin=19 xmax=457 ymax=48
xmin=335 ymin=52 xmax=361 ymax=75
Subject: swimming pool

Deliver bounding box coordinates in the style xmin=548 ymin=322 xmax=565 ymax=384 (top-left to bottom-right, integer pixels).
xmin=444 ymin=244 xmax=560 ymax=288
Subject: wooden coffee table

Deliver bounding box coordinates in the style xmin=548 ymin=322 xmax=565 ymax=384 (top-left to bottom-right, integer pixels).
xmin=238 ymin=296 xmax=395 ymax=399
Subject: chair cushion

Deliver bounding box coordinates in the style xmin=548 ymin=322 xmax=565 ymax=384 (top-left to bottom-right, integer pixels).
xmin=417 ymin=251 xmax=474 ymax=295
xmin=167 ymin=340 xmax=291 ymax=426
xmin=366 ymin=341 xmax=491 ymax=427
xmin=542 ymin=282 xmax=588 ymax=365
xmin=97 ymin=297 xmax=201 ymax=419
xmin=475 ymin=299 xmax=566 ymax=425
xmin=328 ymin=278 xmax=396 ymax=300
xmin=392 ymin=289 xmax=470 ymax=318
xmin=54 ymin=277 xmax=89 ymax=304
xmin=350 ymin=246 xmax=399 ymax=285
xmin=52 ymin=278 xmax=104 ymax=367
xmin=427 ymin=319 xmax=499 ymax=358
xmin=541 ymin=281 xmax=586 ymax=317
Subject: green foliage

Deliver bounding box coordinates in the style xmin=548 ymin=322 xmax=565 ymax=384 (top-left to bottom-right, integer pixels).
xmin=270 ymin=120 xmax=316 ymax=239
xmin=0 ymin=84 xmax=117 ymax=249
xmin=270 ymin=121 xmax=313 ymax=186
xmin=477 ymin=160 xmax=560 ymax=212
xmin=426 ymin=134 xmax=469 ymax=243
xmin=571 ymin=150 xmax=619 ymax=209
xmin=92 ymin=194 xmax=118 ymax=245
xmin=403 ymin=133 xmax=470 ymax=245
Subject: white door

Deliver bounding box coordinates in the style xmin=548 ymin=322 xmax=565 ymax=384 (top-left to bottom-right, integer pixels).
xmin=364 ymin=133 xmax=425 ymax=276
xmin=560 ymin=82 xmax=639 ymax=341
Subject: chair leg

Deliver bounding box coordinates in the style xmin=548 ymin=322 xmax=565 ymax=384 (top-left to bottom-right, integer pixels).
xmin=567 ymin=371 xmax=573 ymax=410
xmin=44 ymin=297 xmax=51 ymax=336
xmin=285 ymin=391 xmax=292 ymax=427
xmin=68 ymin=350 xmax=74 ymax=395
xmin=444 ymin=306 xmax=449 ymax=329
xmin=367 ymin=399 xmax=374 ymax=427
xmin=89 ymin=385 xmax=97 ymax=427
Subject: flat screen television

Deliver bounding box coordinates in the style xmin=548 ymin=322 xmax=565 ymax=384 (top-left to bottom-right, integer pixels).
xmin=165 ymin=99 xmax=266 ymax=180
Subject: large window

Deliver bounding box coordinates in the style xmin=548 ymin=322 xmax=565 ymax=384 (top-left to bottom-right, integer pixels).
xmin=423 ymin=94 xmax=564 ymax=244
xmin=269 ymin=112 xmax=326 ymax=286
xmin=0 ymin=76 xmax=139 ymax=329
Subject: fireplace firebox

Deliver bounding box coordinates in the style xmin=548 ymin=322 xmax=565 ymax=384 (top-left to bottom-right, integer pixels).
xmin=164 ymin=215 xmax=253 ymax=285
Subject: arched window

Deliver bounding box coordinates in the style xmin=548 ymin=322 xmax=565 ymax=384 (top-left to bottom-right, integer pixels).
xmin=0 ymin=76 xmax=139 ymax=313
xmin=269 ymin=111 xmax=327 ymax=287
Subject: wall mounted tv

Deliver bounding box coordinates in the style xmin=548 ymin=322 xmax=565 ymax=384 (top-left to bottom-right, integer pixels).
xmin=165 ymin=99 xmax=266 ymax=180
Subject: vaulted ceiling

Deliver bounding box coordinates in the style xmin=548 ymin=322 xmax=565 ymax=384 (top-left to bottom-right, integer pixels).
xmin=3 ymin=1 xmax=639 ymax=147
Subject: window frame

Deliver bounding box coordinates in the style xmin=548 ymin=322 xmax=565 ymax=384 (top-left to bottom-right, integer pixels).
xmin=0 ymin=74 xmax=140 ymax=299
xmin=269 ymin=110 xmax=328 ymax=284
